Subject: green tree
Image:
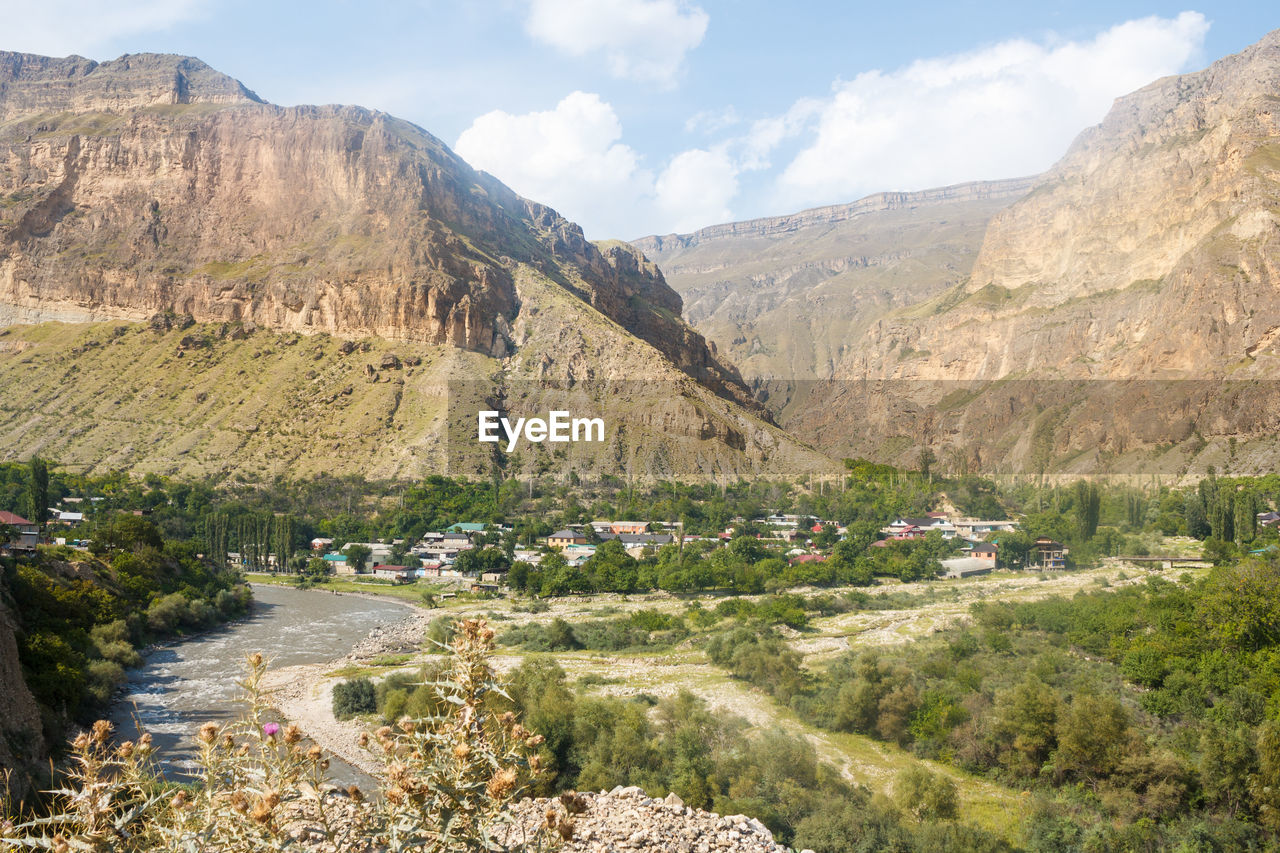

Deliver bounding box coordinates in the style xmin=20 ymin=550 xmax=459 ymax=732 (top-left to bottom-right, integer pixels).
xmin=27 ymin=456 xmax=48 ymax=530
xmin=345 ymin=543 xmax=372 ymax=573
xmin=893 ymin=766 xmax=959 ymax=821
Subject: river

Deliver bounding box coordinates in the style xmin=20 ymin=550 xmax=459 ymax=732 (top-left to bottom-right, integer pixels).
xmin=110 ymin=583 xmax=411 ymax=786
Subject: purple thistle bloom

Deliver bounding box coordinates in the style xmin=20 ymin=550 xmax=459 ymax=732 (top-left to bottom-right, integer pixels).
xmin=263 ymin=723 xmax=280 ymax=737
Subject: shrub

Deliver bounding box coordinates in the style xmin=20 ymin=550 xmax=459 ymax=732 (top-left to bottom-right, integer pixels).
xmin=332 ymin=677 xmax=377 ymax=719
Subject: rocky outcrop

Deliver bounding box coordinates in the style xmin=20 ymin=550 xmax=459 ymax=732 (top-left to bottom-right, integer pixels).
xmin=0 ymin=51 xmax=261 ymax=120
xmin=500 ymin=787 xmax=789 ymax=852
xmin=0 ymin=597 xmax=45 ymax=802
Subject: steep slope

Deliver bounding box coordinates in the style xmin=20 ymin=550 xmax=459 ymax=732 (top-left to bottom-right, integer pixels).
xmin=633 ymin=178 xmax=1034 ymax=382
xmin=782 ymin=29 xmax=1280 ymax=476
xmin=0 ymin=51 xmax=833 ymax=481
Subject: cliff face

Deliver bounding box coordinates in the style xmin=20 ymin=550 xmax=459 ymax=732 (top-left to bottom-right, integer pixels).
xmin=769 ymin=29 xmax=1280 ymax=476
xmin=851 ymin=29 xmax=1280 ymax=382
xmin=0 ymin=51 xmax=827 ymax=481
xmin=0 ymin=596 xmax=45 ymax=802
xmin=0 ymin=51 xmax=750 ymax=395
xmin=633 ymin=178 xmax=1034 ymax=382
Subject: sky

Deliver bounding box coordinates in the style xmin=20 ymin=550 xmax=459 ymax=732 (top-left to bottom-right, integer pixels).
xmin=2 ymin=2 xmax=1276 ymax=239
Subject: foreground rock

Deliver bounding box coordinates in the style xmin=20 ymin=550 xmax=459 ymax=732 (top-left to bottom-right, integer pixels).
xmin=499 ymin=787 xmax=789 ymax=853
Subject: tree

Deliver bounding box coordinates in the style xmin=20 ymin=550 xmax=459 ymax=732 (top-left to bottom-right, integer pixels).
xmin=27 ymin=456 xmax=48 ymax=531
xmin=1074 ymin=480 xmax=1101 ymax=541
xmin=345 ymin=543 xmax=372 ymax=573
xmin=893 ymin=766 xmax=958 ymax=821
xmin=1184 ymin=492 xmax=1211 ymax=539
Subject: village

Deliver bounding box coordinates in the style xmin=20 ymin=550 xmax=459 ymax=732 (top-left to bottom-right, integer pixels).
xmin=284 ymin=510 xmax=1075 ymax=591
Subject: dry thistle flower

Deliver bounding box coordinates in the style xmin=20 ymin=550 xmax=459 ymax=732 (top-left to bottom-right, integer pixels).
xmin=319 ymin=758 xmax=329 ymax=771
xmin=385 ymin=786 xmax=405 ymax=805
xmin=529 ymin=754 xmax=542 ymax=772
xmin=511 ymin=724 xmax=529 ymax=741
xmin=222 ymin=734 xmax=234 ymax=750
xmin=376 ymin=726 xmax=392 ymax=740
xmin=500 ymin=711 xmax=515 ymax=728
xmin=526 ymin=734 xmax=545 ymax=748
xmin=556 ymin=816 xmax=575 ymax=841
xmin=91 ymin=720 xmax=112 ymax=744
xmin=170 ymin=791 xmax=188 ymax=809
xmin=117 ymin=741 xmax=134 ymax=759
xmin=453 ymin=743 xmax=472 ymax=761
xmin=283 ymin=724 xmax=302 ymax=745
xmin=397 ymin=716 xmax=416 ymax=734
xmin=486 ymin=768 xmax=517 ymax=799
xmin=250 ymin=789 xmax=281 ymax=824
xmin=238 ymin=744 xmax=250 ymax=757
xmin=560 ymin=792 xmax=588 ymax=814
xmin=51 ymin=835 xmax=69 ymax=853
xmin=72 ymin=733 xmax=90 ymax=751
xmin=248 ymin=653 xmax=264 ymax=668
xmin=544 ymin=807 xmax=558 ymax=829
xmin=307 ymin=745 xmax=323 ymax=761
xmin=230 ymin=792 xmax=249 ymax=814
xmin=358 ymin=731 xmax=369 ymax=748
xmin=346 ymin=785 xmax=364 ymax=803
xmin=139 ymin=732 xmax=153 ymax=749
xmin=198 ymin=722 xmax=219 ymax=744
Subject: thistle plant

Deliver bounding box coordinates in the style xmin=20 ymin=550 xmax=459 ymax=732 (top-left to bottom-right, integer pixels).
xmin=361 ymin=618 xmax=549 ymax=852
xmin=0 ymin=619 xmax=554 ymax=852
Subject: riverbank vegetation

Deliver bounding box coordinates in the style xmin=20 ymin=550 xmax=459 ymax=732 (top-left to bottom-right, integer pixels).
xmin=0 ymin=510 xmax=249 ymax=798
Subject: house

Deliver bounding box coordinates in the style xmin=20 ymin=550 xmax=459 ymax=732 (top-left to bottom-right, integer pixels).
xmin=1030 ymin=538 xmax=1068 ymax=570
xmin=790 ymin=554 xmax=827 ymax=565
xmin=311 ymin=537 xmax=334 ymax=551
xmin=372 ymin=565 xmax=416 ymax=583
xmin=885 ymin=517 xmax=956 ymax=538
xmin=513 ymin=549 xmax=543 ymax=565
xmin=953 ymin=518 xmax=1020 ymax=538
xmin=942 ymin=557 xmax=994 ymax=578
xmin=447 ymin=522 xmax=487 ymax=533
xmin=1257 ymin=511 xmax=1280 ymax=528
xmin=56 ymin=511 xmax=84 ymax=525
xmin=967 ymin=542 xmax=999 ymax=564
xmin=0 ymin=511 xmax=39 ymax=551
xmin=480 ymin=571 xmax=506 ymax=584
xmin=562 ymin=543 xmax=597 ymax=565
xmin=548 ymin=529 xmax=587 ymax=549
xmin=322 ymin=553 xmax=350 ymax=574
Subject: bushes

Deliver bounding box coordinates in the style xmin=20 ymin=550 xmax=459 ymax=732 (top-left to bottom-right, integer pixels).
xmin=332 ymin=677 xmax=377 ymax=719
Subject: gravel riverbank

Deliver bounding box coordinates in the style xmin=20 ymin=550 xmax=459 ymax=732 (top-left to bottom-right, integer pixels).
xmin=259 ymin=595 xmax=431 ymax=778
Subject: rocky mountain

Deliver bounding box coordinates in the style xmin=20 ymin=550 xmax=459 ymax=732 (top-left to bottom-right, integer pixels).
xmin=634 ymin=178 xmax=1034 ymax=382
xmin=0 ymin=51 xmax=834 ymax=482
xmin=642 ymin=30 xmax=1280 ymax=478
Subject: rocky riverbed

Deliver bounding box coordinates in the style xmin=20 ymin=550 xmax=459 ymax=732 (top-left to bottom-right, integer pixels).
xmin=260 ymin=603 xmax=432 ymax=777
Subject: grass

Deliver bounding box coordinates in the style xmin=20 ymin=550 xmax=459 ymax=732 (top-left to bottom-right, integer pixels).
xmin=245 ymin=572 xmax=433 ymax=605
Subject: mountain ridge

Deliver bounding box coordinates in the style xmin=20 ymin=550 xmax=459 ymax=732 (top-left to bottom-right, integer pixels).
xmin=0 ymin=49 xmax=835 ymax=481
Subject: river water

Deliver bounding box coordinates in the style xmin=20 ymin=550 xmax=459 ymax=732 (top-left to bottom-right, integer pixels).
xmin=110 ymin=584 xmax=410 ymax=786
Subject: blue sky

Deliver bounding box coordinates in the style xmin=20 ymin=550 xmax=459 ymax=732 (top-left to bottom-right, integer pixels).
xmin=4 ymin=2 xmax=1277 ymax=238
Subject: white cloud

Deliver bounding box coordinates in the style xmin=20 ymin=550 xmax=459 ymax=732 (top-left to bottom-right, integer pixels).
xmin=776 ymin=11 xmax=1210 ymax=210
xmin=455 ymin=92 xmax=738 ymax=238
xmin=1 ymin=0 xmax=206 ymax=57
xmin=654 ymin=148 xmax=737 ymax=232
xmin=525 ymin=0 xmax=708 ymax=86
